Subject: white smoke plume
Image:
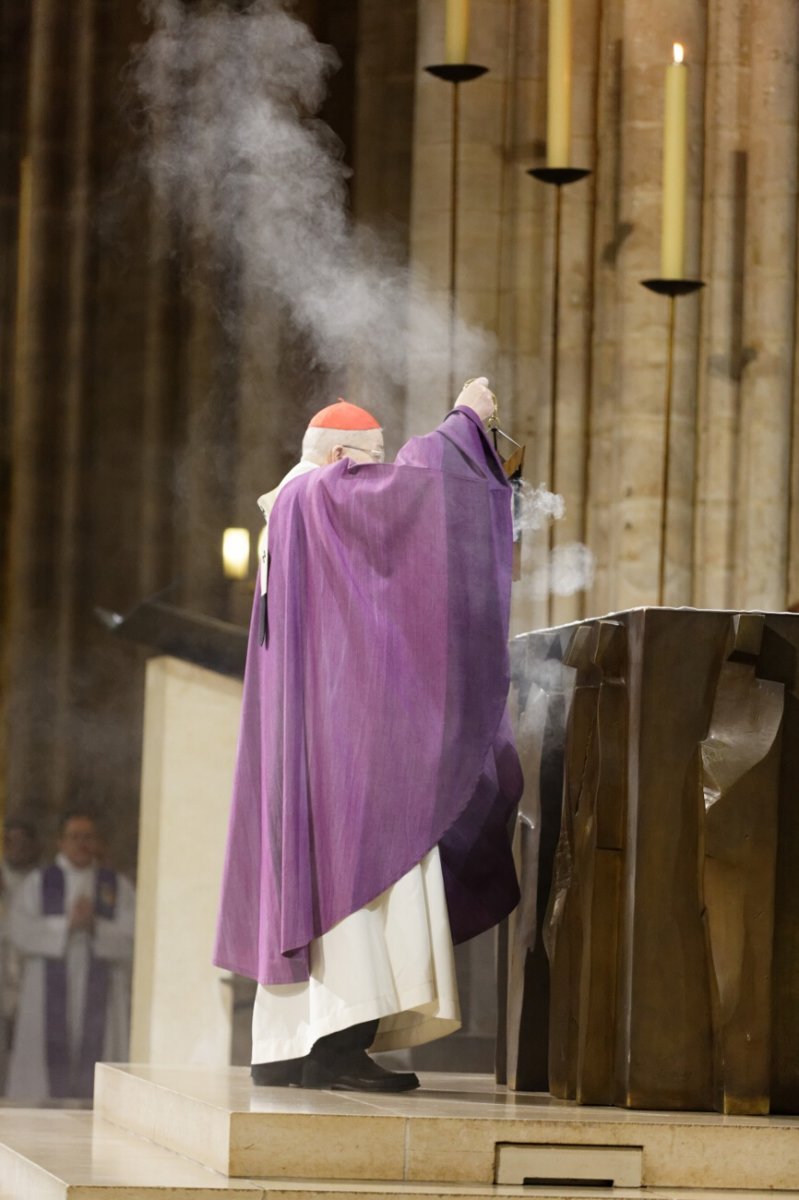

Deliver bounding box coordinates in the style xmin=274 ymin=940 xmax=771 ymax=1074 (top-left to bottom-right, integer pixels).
xmin=130 ymin=0 xmax=493 ymax=389
xmin=129 ymin=1 xmax=597 ymax=603
xmin=513 ymin=480 xmax=566 ymax=536
xmin=535 ymin=543 xmax=596 ymax=598
xmin=511 ymin=480 xmax=595 ymax=598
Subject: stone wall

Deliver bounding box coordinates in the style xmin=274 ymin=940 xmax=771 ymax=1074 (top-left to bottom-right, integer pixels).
xmin=407 ymin=0 xmax=799 ymax=631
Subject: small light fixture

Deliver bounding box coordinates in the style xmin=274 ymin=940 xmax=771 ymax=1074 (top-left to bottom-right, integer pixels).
xmin=222 ymin=528 xmax=250 ymax=580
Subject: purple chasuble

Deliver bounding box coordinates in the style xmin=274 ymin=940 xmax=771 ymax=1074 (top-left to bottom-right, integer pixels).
xmin=42 ymin=865 xmax=116 ymax=1098
xmin=214 ymin=407 xmax=523 ymax=985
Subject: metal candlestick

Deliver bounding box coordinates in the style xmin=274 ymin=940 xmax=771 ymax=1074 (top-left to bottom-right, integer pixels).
xmin=425 ymin=63 xmax=489 ymax=405
xmin=529 ymin=166 xmax=591 ymax=624
xmin=641 ymin=277 xmax=705 ymax=604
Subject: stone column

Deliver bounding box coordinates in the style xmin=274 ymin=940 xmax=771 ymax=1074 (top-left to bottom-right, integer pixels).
xmin=231 ymin=234 xmax=286 ymax=628
xmin=0 ymin=1 xmax=31 ymax=822
xmin=502 ymin=0 xmax=549 ymax=636
xmin=347 ymin=0 xmax=417 ymax=455
xmin=171 ymin=50 xmax=237 ymax=621
xmin=584 ymin=0 xmax=623 ymax=617
xmin=406 ymin=0 xmax=509 ymax=436
xmin=137 ymin=67 xmax=182 ymax=605
xmin=612 ymin=0 xmax=706 ymax=610
xmin=733 ymin=0 xmax=799 ymax=609
xmin=49 ymin=0 xmax=95 ymax=810
xmin=548 ymin=0 xmax=600 ymax=626
xmin=693 ymin=0 xmax=749 ymax=609
xmin=6 ymin=0 xmax=71 ymax=818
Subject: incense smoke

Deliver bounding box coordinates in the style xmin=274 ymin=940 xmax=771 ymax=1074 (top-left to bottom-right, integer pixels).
xmin=130 ymin=0 xmax=493 ymax=400
xmin=534 ymin=543 xmax=596 ymax=599
xmin=513 ymin=480 xmax=595 ymax=598
xmin=513 ymin=481 xmax=566 ymax=535
xmin=129 ymin=0 xmax=595 ymax=602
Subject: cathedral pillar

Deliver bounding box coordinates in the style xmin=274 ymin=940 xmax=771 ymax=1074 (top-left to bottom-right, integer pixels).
xmin=583 ymin=0 xmax=622 ymax=617
xmin=547 ymin=0 xmax=600 ymax=627
xmin=49 ymin=0 xmax=96 ymax=809
xmin=693 ymin=0 xmax=748 ymax=609
xmin=7 ymin=0 xmax=72 ymax=817
xmin=499 ymin=0 xmax=548 ymax=635
xmin=611 ymin=0 xmax=706 ymax=610
xmin=733 ymin=0 xmax=799 ymax=609
xmin=406 ymin=0 xmax=509 ymax=435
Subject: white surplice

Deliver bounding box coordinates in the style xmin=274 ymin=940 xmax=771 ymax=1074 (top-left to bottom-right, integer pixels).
xmin=0 ymin=863 xmax=34 ymax=1088
xmin=251 ymin=846 xmax=460 ymax=1063
xmin=6 ymin=854 xmax=135 ymax=1101
xmin=257 ymin=458 xmax=318 ymax=594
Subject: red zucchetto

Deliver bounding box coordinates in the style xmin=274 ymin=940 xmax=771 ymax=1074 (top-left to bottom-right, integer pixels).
xmin=308 ymin=400 xmax=381 ymax=431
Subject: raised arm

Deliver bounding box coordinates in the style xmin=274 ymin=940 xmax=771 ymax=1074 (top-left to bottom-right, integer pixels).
xmin=395 ymin=378 xmax=507 ymax=484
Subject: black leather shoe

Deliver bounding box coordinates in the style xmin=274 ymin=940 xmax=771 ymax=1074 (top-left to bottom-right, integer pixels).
xmin=302 ymin=1049 xmax=419 ymax=1092
xmin=251 ymin=1057 xmax=304 ymax=1086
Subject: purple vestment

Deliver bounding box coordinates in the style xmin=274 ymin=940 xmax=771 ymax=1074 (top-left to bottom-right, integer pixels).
xmin=213 ymin=407 xmax=522 ymax=985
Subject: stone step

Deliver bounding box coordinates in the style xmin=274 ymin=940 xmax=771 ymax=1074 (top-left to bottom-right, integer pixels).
xmin=1 ymin=1109 xmax=799 ymax=1200
xmin=94 ymin=1065 xmax=799 ymax=1190
xmin=0 ymin=1109 xmax=260 ymax=1198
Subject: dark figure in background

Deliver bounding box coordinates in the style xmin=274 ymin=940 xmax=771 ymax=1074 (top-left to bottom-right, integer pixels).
xmin=0 ymin=817 xmax=41 ymax=1085
xmin=2 ymin=818 xmax=41 ymax=892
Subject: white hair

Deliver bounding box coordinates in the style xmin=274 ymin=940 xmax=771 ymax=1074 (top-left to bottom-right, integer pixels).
xmin=301 ymin=424 xmax=383 ymax=464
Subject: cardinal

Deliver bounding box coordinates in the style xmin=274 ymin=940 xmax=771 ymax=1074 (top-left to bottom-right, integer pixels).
xmin=214 ymin=378 xmax=522 ymax=1092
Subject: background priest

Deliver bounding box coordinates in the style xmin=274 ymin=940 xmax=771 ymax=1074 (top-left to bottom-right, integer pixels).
xmin=214 ymin=378 xmax=522 ymax=1092
xmin=0 ymin=816 xmax=41 ymax=1088
xmin=6 ymin=810 xmax=135 ymax=1101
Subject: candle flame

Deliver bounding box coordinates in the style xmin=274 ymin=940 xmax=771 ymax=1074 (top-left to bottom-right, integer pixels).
xmin=673 ymin=42 xmax=684 ymax=64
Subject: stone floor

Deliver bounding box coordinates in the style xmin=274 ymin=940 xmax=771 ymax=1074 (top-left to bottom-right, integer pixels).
xmin=2 ymin=1069 xmax=799 ymax=1199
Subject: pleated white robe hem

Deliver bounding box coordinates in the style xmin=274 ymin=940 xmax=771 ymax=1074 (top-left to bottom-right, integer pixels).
xmin=251 ymin=846 xmax=460 ymax=1063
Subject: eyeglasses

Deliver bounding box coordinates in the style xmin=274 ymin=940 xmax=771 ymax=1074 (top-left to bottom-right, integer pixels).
xmin=341 ymin=445 xmax=385 ymax=463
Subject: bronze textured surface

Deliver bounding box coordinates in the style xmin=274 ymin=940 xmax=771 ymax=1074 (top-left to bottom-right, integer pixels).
xmin=502 ymin=607 xmax=799 ymax=1115
xmin=700 ymin=614 xmax=782 ymax=1114
xmin=502 ymin=629 xmax=574 ymax=1091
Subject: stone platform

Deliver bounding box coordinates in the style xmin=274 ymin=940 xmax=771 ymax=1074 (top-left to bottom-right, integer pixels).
xmin=2 ymin=1068 xmax=799 ymax=1198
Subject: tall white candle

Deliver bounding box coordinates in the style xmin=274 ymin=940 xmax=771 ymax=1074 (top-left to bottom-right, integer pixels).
xmin=661 ymin=43 xmax=688 ymax=279
xmin=547 ymin=0 xmax=572 ymax=168
xmin=445 ymin=0 xmax=469 ymax=64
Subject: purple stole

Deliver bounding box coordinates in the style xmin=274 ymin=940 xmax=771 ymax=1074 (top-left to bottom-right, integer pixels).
xmin=42 ymin=865 xmax=117 ymax=1098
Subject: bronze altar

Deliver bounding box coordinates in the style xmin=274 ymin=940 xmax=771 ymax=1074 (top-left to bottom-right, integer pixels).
xmin=499 ymin=607 xmax=799 ymax=1115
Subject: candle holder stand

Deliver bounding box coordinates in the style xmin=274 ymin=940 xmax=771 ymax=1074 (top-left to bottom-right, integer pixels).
xmin=425 ymin=63 xmax=489 ymax=404
xmin=529 ymin=166 xmax=591 ymax=624
xmin=641 ymin=276 xmax=705 ymax=604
